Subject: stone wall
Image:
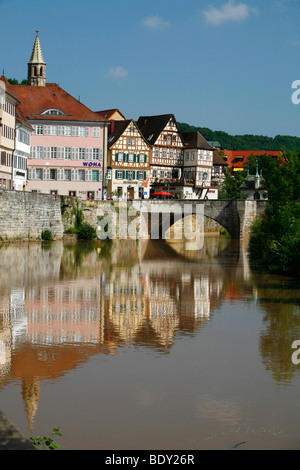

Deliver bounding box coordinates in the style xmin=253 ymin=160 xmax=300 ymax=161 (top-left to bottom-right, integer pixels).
xmin=0 ymin=190 xmax=64 ymax=241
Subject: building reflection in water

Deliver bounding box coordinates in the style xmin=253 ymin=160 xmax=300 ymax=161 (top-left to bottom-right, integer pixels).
xmin=0 ymin=236 xmax=299 ymax=433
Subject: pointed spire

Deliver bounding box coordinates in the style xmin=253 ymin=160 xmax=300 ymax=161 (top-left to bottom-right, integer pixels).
xmin=27 ymin=30 xmax=46 ymax=86
xmin=28 ymin=29 xmax=46 ymax=65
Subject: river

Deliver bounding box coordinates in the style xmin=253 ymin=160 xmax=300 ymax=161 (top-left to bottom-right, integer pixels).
xmin=0 ymin=235 xmax=299 ymax=450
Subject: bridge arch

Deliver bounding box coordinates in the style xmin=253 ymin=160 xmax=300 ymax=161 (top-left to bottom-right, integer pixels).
xmin=139 ymin=199 xmax=268 ymax=240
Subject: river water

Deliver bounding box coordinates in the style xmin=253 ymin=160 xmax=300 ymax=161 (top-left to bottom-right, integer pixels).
xmin=0 ymin=235 xmax=299 ymax=450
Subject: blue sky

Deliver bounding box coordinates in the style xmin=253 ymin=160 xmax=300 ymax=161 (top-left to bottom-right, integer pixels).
xmin=1 ymin=0 xmax=300 ymax=138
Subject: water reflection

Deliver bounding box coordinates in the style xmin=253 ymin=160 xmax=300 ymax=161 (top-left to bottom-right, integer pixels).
xmin=0 ymin=236 xmax=299 ymax=438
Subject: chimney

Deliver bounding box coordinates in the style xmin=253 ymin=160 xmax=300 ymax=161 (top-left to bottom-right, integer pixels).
xmin=110 ymin=119 xmax=115 ymax=134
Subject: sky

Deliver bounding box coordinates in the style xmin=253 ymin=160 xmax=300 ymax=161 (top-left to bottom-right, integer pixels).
xmin=1 ymin=0 xmax=300 ymax=138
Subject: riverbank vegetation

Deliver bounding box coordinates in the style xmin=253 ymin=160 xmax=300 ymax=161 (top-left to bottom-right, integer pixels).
xmin=246 ymin=151 xmax=300 ymax=275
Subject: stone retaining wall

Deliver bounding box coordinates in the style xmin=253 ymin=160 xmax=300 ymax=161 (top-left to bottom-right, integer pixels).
xmin=0 ymin=190 xmax=64 ymax=241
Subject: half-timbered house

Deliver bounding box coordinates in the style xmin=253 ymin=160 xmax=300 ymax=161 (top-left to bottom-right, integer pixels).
xmin=181 ymin=131 xmax=214 ymax=199
xmin=107 ymin=119 xmax=151 ymax=199
xmin=136 ymin=114 xmax=184 ymax=192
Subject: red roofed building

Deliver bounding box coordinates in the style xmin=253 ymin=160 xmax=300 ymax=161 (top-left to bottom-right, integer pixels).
xmin=223 ymin=150 xmax=282 ymax=172
xmin=1 ymin=30 xmax=110 ymax=200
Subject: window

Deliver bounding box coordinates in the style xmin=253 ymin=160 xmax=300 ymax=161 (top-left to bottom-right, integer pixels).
xmin=162 ymin=150 xmax=167 ymax=159
xmin=93 ymin=127 xmax=101 ymax=137
xmin=51 ymin=126 xmax=58 ymax=136
xmin=139 ymin=154 xmax=145 ymax=163
xmin=36 ymin=146 xmax=44 ymax=158
xmin=127 ymin=171 xmax=133 ymax=180
xmin=78 ymin=170 xmax=85 ymax=181
xmin=160 ymin=170 xmax=165 ymax=178
xmin=36 ymin=168 xmax=42 ymax=180
xmin=18 ymin=129 xmax=30 ymax=145
xmin=153 ymin=170 xmax=157 ymax=178
xmin=166 ymin=171 xmax=172 ymax=179
xmin=64 ymin=147 xmax=72 ymax=159
xmin=128 ymin=154 xmax=134 ymax=163
xmin=117 ymin=170 xmax=123 ymax=180
xmin=186 ymin=152 xmax=189 ymax=161
xmin=155 ymin=149 xmax=159 ymax=158
xmin=92 ymin=170 xmax=99 ymax=181
xmin=50 ymin=169 xmax=57 ymax=180
xmin=79 ymin=127 xmax=89 ymax=137
xmin=51 ymin=147 xmax=57 ymax=159
xmin=128 ymin=138 xmax=135 ymax=146
xmin=170 ymin=150 xmax=174 ymax=159
xmin=79 ymin=148 xmax=86 ymax=160
xmin=64 ymin=169 xmax=71 ymax=180
xmin=117 ymin=153 xmax=124 ymax=162
xmin=65 ymin=126 xmax=72 ymax=136
xmin=138 ymin=171 xmax=144 ymax=180
xmin=91 ymin=148 xmax=98 ymax=160
xmin=42 ymin=109 xmax=65 ymax=116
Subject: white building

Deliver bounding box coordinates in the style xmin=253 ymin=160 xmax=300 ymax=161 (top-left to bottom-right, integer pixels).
xmin=13 ymin=108 xmax=33 ymax=191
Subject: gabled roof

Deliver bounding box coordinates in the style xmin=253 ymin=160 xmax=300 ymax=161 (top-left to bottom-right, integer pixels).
xmin=136 ymin=114 xmax=183 ymax=146
xmin=16 ymin=105 xmax=33 ymax=131
xmin=1 ymin=75 xmax=108 ymax=123
xmin=182 ymin=131 xmax=214 ymax=150
xmin=213 ymin=150 xmax=228 ymax=166
xmin=107 ymin=119 xmax=150 ymax=148
xmin=96 ymin=109 xmax=126 ymax=120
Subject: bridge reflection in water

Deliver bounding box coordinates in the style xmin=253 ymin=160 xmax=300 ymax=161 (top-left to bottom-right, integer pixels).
xmin=0 ymin=236 xmax=299 ymax=449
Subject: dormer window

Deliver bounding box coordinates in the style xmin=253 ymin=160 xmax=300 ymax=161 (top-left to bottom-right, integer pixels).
xmin=42 ymin=109 xmax=65 ymax=116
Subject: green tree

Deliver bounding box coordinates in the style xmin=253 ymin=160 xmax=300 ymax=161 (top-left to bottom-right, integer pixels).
xmin=248 ymin=150 xmax=300 ymax=275
xmin=218 ymin=171 xmax=247 ymax=199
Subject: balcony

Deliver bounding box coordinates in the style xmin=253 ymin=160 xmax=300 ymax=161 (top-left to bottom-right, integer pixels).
xmin=152 ymin=177 xmax=195 ymax=187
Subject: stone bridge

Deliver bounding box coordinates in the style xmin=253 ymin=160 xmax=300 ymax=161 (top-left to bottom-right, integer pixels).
xmin=78 ymin=198 xmax=268 ymax=240
xmin=137 ymin=199 xmax=268 ymax=239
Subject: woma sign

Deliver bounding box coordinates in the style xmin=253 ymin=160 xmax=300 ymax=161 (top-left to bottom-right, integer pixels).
xmin=83 ymin=162 xmax=102 ymax=167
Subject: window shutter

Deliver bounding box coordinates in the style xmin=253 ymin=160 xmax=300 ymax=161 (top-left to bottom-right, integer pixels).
xmin=133 ymin=171 xmax=136 ymax=180
xmin=145 ymin=155 xmax=147 ymax=163
xmin=126 ymin=170 xmax=128 ymax=179
xmin=71 ymin=169 xmax=78 ymax=181
xmin=144 ymin=171 xmax=146 ymax=180
xmin=31 ymin=147 xmax=36 ymax=158
xmin=115 ymin=170 xmax=118 ymax=179
xmin=43 ymin=168 xmax=50 ymax=180
xmin=126 ymin=154 xmax=129 ymax=162
xmin=116 ymin=153 xmax=119 ymax=162
xmin=134 ymin=154 xmax=136 ymax=163
xmin=122 ymin=170 xmax=125 ymax=179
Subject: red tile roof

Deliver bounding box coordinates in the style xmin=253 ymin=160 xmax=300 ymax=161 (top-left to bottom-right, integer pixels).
xmin=224 ymin=150 xmax=282 ymax=169
xmin=1 ymin=75 xmax=108 ymax=123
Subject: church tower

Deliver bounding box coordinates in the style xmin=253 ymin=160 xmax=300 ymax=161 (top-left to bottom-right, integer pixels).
xmin=27 ymin=30 xmax=46 ymax=86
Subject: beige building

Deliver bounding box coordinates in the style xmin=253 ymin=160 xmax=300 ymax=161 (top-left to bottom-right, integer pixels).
xmin=137 ymin=114 xmax=184 ymax=190
xmin=0 ymin=80 xmax=19 ymax=190
xmin=107 ymin=119 xmax=151 ymax=199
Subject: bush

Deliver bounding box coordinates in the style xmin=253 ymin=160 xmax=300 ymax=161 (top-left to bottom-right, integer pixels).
xmin=76 ymin=222 xmax=96 ymax=240
xmin=41 ymin=229 xmax=53 ymax=241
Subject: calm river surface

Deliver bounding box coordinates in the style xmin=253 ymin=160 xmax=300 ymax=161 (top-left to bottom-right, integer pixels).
xmin=0 ymin=236 xmax=299 ymax=450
